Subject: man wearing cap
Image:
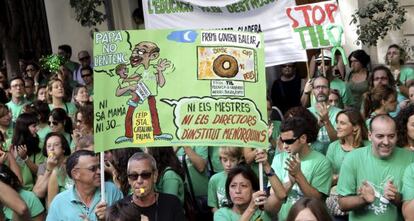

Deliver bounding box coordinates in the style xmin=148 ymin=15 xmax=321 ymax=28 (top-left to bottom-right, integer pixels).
xmin=74 ymin=50 xmax=93 ymax=85
xmin=116 ymin=152 xmax=185 ymax=221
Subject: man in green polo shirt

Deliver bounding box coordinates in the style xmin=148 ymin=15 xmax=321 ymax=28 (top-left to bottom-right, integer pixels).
xmin=337 ymin=115 xmax=414 ymax=221
xmin=6 ymin=77 xmax=29 ymax=122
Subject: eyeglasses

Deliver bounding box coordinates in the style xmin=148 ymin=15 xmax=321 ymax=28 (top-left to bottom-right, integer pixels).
xmin=11 ymin=84 xmax=24 ymax=88
xmin=75 ymin=164 xmax=100 ymax=173
xmin=81 ymin=74 xmax=92 ymax=78
xmin=280 ymin=136 xmax=300 ymax=145
xmin=48 ymin=121 xmax=59 ymax=126
xmin=127 ymin=172 xmax=153 ymax=180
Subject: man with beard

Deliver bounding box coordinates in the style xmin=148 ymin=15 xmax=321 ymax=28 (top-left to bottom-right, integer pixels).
xmin=115 ymin=41 xmax=173 ymax=143
xmin=338 ymin=115 xmax=414 ymax=221
xmin=46 ymin=150 xmax=123 ymax=221
xmin=270 ymin=63 xmax=303 ymax=114
xmin=307 ymin=76 xmax=341 ymax=154
xmin=262 ymin=117 xmax=332 ymax=221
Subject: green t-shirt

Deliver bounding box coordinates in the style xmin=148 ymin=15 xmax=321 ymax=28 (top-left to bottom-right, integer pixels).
xmin=402 ymin=162 xmax=414 ymax=201
xmin=3 ymin=189 xmax=44 ymax=220
xmin=17 ymin=152 xmax=45 ymax=191
xmin=134 ymin=64 xmax=159 ymax=96
xmin=270 ymin=150 xmax=332 ymax=221
xmin=6 ymin=98 xmax=29 ymax=122
xmin=337 ymin=146 xmax=414 ymax=221
xmin=214 ymin=206 xmax=272 ymax=221
xmin=399 ymin=66 xmax=414 ymax=85
xmin=37 ymin=126 xmax=51 ymax=149
xmin=176 ymin=146 xmax=209 ymax=196
xmin=308 ymin=105 xmax=342 ymax=154
xmin=208 ymin=171 xmax=228 ymax=209
xmin=156 ymin=167 xmax=184 ymax=205
xmin=48 ymin=102 xmax=77 ymax=118
xmin=208 ymin=147 xmax=224 ymax=173
xmin=326 ymin=140 xmax=370 ymax=174
xmin=330 ymin=77 xmax=355 ymax=107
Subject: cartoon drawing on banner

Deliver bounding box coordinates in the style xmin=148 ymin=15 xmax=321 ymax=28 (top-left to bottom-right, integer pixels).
xmin=114 ymin=41 xmax=173 ymax=143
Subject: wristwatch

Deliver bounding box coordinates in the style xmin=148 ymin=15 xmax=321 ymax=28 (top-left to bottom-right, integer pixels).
xmin=265 ymin=168 xmax=276 ymax=177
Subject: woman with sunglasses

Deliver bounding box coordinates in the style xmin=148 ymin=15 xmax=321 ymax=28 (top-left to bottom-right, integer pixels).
xmin=11 ymin=113 xmax=44 ymax=191
xmin=214 ymin=165 xmax=270 ymax=221
xmin=146 ymin=147 xmax=185 ymax=204
xmin=0 ymin=164 xmax=45 ymax=221
xmin=47 ymin=78 xmax=77 ymax=118
xmin=325 ymin=109 xmax=368 ymax=218
xmin=33 ymin=132 xmax=71 ymax=205
xmin=48 ymin=108 xmax=74 ymax=151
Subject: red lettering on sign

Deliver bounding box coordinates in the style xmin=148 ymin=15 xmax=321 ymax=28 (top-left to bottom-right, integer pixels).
xmin=325 ymin=3 xmax=338 ymax=23
xmin=312 ymin=5 xmax=326 ymax=25
xmin=286 ymin=8 xmax=299 ymax=28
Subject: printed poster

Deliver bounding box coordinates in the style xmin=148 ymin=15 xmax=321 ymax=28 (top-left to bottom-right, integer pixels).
xmin=93 ymin=29 xmax=268 ymax=152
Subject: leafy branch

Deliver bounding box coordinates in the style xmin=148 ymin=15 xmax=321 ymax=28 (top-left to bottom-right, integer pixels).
xmin=350 ymin=0 xmax=406 ymax=46
xmin=69 ymin=0 xmax=106 ymax=27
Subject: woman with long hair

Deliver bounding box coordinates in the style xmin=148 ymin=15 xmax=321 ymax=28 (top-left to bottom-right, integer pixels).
xmin=47 ymin=78 xmax=77 ymax=118
xmin=0 ymin=104 xmax=13 ymax=148
xmin=395 ymin=104 xmax=414 ymax=151
xmin=363 ymin=85 xmax=397 ymax=126
xmin=11 ymin=113 xmax=44 ymax=190
xmin=48 ymin=108 xmax=74 ymax=150
xmin=286 ymin=197 xmax=332 ymax=221
xmin=385 ymin=44 xmax=414 ymax=97
xmin=325 ymin=109 xmax=368 ymax=218
xmin=0 ymin=164 xmax=45 ymax=220
xmin=146 ymin=147 xmax=185 ymax=204
xmin=346 ymin=50 xmax=371 ymax=109
xmin=213 ymin=165 xmax=270 ymax=221
xmin=33 ymin=132 xmax=71 ymax=203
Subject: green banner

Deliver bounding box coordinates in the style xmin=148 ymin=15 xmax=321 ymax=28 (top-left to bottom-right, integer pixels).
xmin=93 ymin=29 xmax=268 ymax=152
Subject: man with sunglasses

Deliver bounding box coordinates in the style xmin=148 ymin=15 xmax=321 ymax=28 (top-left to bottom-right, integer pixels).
xmin=74 ymin=50 xmax=93 ymax=85
xmin=307 ymin=76 xmax=342 ymax=154
xmin=47 ymin=150 xmax=123 ymax=221
xmin=270 ymin=62 xmax=304 ymax=114
xmin=116 ymin=152 xmax=184 ymax=220
xmin=263 ymin=117 xmax=332 ymax=221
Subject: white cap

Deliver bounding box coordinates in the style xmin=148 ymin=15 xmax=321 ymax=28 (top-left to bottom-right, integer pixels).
xmin=316 ymin=49 xmax=332 ymax=61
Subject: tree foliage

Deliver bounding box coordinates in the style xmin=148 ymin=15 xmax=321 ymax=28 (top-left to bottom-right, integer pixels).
xmin=350 ymin=0 xmax=406 ymax=47
xmin=69 ymin=0 xmax=106 ymax=27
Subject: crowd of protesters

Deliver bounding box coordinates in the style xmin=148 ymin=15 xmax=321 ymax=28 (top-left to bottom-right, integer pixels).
xmin=0 ymin=42 xmax=413 ymax=221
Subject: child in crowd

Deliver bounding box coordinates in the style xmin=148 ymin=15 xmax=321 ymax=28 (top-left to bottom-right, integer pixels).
xmin=207 ymin=146 xmax=243 ymax=213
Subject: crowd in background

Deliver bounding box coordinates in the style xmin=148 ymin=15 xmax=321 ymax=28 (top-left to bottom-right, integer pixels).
xmin=0 ymin=43 xmax=413 ymax=221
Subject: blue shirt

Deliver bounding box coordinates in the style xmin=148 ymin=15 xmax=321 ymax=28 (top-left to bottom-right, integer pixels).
xmin=46 ymin=182 xmax=123 ymax=221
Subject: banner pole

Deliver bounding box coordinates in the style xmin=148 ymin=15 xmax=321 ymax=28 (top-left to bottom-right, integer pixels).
xmin=100 ymin=152 xmax=106 ymax=203
xmin=259 ymin=162 xmax=264 ymax=191
xmin=321 ymin=50 xmax=326 ymax=77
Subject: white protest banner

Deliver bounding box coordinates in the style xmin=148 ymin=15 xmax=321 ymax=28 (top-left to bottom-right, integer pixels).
xmin=143 ymin=0 xmax=307 ymax=66
xmin=286 ymin=0 xmax=345 ymax=50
